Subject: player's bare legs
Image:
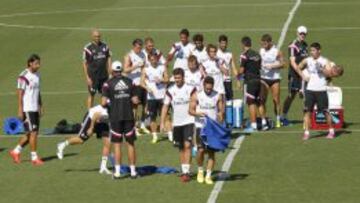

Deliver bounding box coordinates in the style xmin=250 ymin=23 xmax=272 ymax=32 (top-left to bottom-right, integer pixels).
xmin=87 ymin=95 xmax=94 ymax=109
xmin=271 ymin=82 xmax=281 ymax=127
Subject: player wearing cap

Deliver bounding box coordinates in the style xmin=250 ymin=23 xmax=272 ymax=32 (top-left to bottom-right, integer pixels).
xmin=102 ymin=60 xmax=140 ymax=179
xmin=160 ymin=68 xmax=195 ymax=183
xmin=140 ymin=53 xmax=169 ymax=144
xmin=189 ymin=76 xmax=224 ymax=185
xmin=258 ymin=34 xmax=285 ymax=129
xmin=123 ymin=39 xmax=149 ymax=135
xmin=281 ymin=26 xmax=309 ymax=125
xmin=9 ymin=54 xmax=44 ymax=165
xmin=83 ymin=29 xmax=112 ymax=109
xmin=166 ymin=28 xmax=195 ymax=71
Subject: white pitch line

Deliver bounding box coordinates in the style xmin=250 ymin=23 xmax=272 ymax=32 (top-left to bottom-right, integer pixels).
xmin=207 ymin=0 xmax=302 ymax=202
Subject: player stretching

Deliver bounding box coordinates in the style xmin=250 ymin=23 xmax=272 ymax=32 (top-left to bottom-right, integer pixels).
xmin=140 ymin=53 xmax=169 ymax=143
xmin=258 ymin=34 xmax=285 ymax=128
xmin=189 ymin=76 xmax=224 ymax=185
xmin=10 ymin=54 xmax=44 ymax=165
xmin=160 ymin=68 xmax=195 ymax=182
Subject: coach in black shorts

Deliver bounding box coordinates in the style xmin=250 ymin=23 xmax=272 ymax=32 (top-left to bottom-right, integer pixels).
xmin=101 ymin=61 xmax=139 ymax=179
xmin=83 ymin=29 xmax=111 ymax=109
xmin=238 ymin=36 xmax=263 ymax=132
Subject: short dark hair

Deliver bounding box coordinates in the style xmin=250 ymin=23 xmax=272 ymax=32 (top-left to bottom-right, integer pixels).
xmin=206 ymin=44 xmax=217 ymax=53
xmin=241 ymin=36 xmax=252 ymax=47
xmin=148 ymin=51 xmax=158 ymax=60
xmin=204 ymin=76 xmax=215 ymax=85
xmin=132 ymin=38 xmax=143 ymax=46
xmin=27 ymin=54 xmax=40 ymax=66
xmin=218 ymin=34 xmax=228 ymax=42
xmin=261 ymin=34 xmax=272 ymax=42
xmin=310 ymin=42 xmax=321 ymax=50
xmin=192 ymin=33 xmax=204 ymax=42
xmin=188 ymin=55 xmax=198 ymax=64
xmin=173 ymin=68 xmax=184 ymax=77
xmin=179 ymin=28 xmax=190 ymax=37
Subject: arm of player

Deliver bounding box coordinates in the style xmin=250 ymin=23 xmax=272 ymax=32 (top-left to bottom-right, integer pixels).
xmin=123 ymin=54 xmax=137 ymax=74
xmin=38 ymin=92 xmax=44 ymax=117
xmin=231 ymin=54 xmax=239 ymax=78
xmin=217 ymin=95 xmax=225 ymax=123
xmin=165 ymin=45 xmax=176 ymax=67
xmin=266 ymin=51 xmax=286 ymax=69
xmin=17 ymin=89 xmax=24 ymax=120
xmin=188 ymin=92 xmax=205 ymax=117
xmin=82 ymin=49 xmax=92 ymax=87
xmin=86 ymin=112 xmax=102 ymax=136
xmin=140 ymin=68 xmax=151 ymax=94
xmin=162 ymin=68 xmax=169 ymax=84
xmin=295 ymin=59 xmax=309 ymax=81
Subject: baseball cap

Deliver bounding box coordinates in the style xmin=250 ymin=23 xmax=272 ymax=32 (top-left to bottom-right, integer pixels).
xmin=297 ymin=26 xmax=308 ymax=34
xmin=111 ymin=61 xmax=122 ymax=72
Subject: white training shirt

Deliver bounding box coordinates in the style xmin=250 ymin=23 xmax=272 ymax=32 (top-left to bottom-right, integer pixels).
xmin=88 ymin=105 xmax=109 ymax=121
xmin=201 ymin=58 xmax=225 ymax=94
xmin=142 ymin=48 xmax=166 ymax=67
xmin=195 ymin=90 xmax=221 ymax=128
xmin=164 ymin=84 xmax=195 ymax=126
xmin=17 ymin=69 xmax=40 ymax=112
xmin=144 ymin=64 xmax=166 ymax=100
xmin=127 ymin=50 xmax=146 ymax=85
xmin=260 ymin=45 xmax=281 ymax=80
xmin=185 ymin=69 xmax=204 ymax=91
xmin=192 ymin=47 xmax=209 ymax=64
xmin=305 ymin=56 xmax=329 ymax=92
xmin=169 ymin=42 xmax=195 ymax=71
xmin=216 ymin=49 xmax=233 ymax=81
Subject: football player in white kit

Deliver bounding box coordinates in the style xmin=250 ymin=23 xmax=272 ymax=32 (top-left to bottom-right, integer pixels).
xmin=189 ymin=76 xmax=224 ymax=185
xmin=217 ymin=34 xmax=238 ymax=101
xmin=166 ymin=28 xmax=195 ymax=71
xmin=160 ymin=68 xmax=195 ymax=183
xmin=258 ymin=34 xmax=285 ymax=129
xmin=192 ymin=33 xmax=208 ymax=64
xmin=142 ymin=37 xmax=166 ymax=67
xmin=185 ymin=55 xmax=205 ymax=90
xmin=124 ymin=39 xmax=150 ymax=135
xmin=295 ymin=43 xmax=339 ymax=140
xmin=10 ymin=54 xmax=44 ymax=165
xmin=140 ymin=52 xmax=169 ymax=144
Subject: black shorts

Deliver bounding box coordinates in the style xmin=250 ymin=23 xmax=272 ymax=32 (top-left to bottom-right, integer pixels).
xmin=245 ymin=79 xmax=262 ymax=105
xmin=147 ymin=99 xmax=163 ymax=121
xmin=224 ymin=81 xmax=233 ymax=101
xmin=78 ymin=113 xmax=109 ymax=141
xmin=23 ymin=112 xmax=40 ymax=132
xmin=133 ymin=85 xmax=147 ymax=106
xmin=304 ymin=90 xmax=329 ymax=113
xmin=88 ymin=76 xmax=108 ymax=96
xmin=110 ymin=120 xmax=136 ymax=143
xmin=173 ymin=123 xmax=194 ymax=149
xmin=288 ymin=75 xmax=302 ymax=92
xmin=261 ymin=78 xmax=280 ymax=87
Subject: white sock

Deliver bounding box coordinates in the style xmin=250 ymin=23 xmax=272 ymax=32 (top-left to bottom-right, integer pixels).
xmin=101 ymin=156 xmax=108 ymax=168
xmin=262 ymin=118 xmax=267 ymax=126
xmin=305 ymin=130 xmax=310 ymax=135
xmin=31 ymin=151 xmax=38 ymax=161
xmin=168 ymin=131 xmax=173 ymax=141
xmin=329 ymin=128 xmax=335 ymax=134
xmin=276 ymin=115 xmax=280 ymax=121
xmin=206 ymin=169 xmax=212 ymax=178
xmin=140 ymin=122 xmax=146 ymax=129
xmin=181 ymin=164 xmax=190 ymax=174
xmin=152 ymin=132 xmax=158 ymax=138
xmin=130 ymin=165 xmax=137 ymax=176
xmin=13 ymin=145 xmax=22 ymax=154
xmin=64 ymin=140 xmax=69 ymax=146
xmin=251 ymin=122 xmax=257 ymax=129
xmin=198 ymin=166 xmax=204 ymax=172
xmin=115 ymin=164 xmax=121 ymax=175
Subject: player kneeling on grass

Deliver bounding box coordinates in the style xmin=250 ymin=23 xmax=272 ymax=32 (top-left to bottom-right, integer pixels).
xmin=160 ymin=68 xmax=195 ymax=183
xmin=140 ymin=52 xmax=169 ymax=143
xmin=295 ymin=43 xmax=343 ymax=140
xmin=102 ymin=61 xmax=139 ymax=179
xmin=10 ymin=54 xmax=44 ymax=165
xmin=189 ymin=76 xmax=224 ymax=185
xmin=56 ymin=104 xmax=112 ymax=174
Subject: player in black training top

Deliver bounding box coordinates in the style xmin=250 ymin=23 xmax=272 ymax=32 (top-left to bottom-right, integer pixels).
xmin=281 ymin=26 xmax=309 ymax=125
xmin=101 ymin=61 xmax=140 ymax=180
xmin=83 ymin=29 xmax=112 ymax=109
xmin=238 ymin=36 xmax=263 ymax=132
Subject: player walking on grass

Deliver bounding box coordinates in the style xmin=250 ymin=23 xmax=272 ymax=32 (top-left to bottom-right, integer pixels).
xmin=258 ymin=34 xmax=285 ymax=128
xmin=160 ymin=68 xmax=195 ymax=183
xmin=295 ymin=43 xmax=338 ymax=140
xmin=189 ymin=76 xmax=224 ymax=185
xmin=217 ymin=34 xmax=238 ymax=101
xmin=166 ymin=28 xmax=195 ymax=71
xmin=281 ymin=26 xmax=309 ymax=125
xmin=192 ymin=33 xmax=208 ymax=64
xmin=83 ymin=29 xmax=112 ymax=109
xmin=124 ymin=39 xmax=149 ymax=135
xmin=140 ymin=53 xmax=169 ymax=144
xmin=10 ymin=54 xmax=44 ymax=165
xmin=56 ymin=104 xmax=112 ymax=175
xmin=185 ymin=55 xmax=204 ymax=91
xmin=142 ymin=37 xmax=166 ymax=67
xmin=102 ymin=61 xmax=139 ymax=179
xmin=238 ymin=37 xmax=263 ymax=132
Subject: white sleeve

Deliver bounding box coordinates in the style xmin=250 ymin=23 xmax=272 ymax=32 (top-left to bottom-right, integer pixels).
xmin=17 ymin=77 xmax=27 ymax=90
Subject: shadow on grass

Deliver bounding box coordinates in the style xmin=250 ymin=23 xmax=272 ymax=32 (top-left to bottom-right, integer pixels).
xmin=213 ymin=171 xmax=249 ymax=181
xmin=42 ymin=153 xmax=78 ymax=162
xmin=0 ymin=148 xmax=7 ymax=152
xmin=310 ymin=129 xmax=353 ymax=139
